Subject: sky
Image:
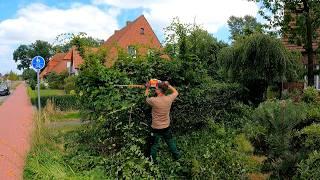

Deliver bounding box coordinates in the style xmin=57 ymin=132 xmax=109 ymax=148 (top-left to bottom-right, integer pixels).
xmin=0 ymin=0 xmax=260 ymax=75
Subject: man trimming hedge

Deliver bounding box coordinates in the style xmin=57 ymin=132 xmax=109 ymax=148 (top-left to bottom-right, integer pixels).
xmin=145 ymin=80 xmax=181 ymax=163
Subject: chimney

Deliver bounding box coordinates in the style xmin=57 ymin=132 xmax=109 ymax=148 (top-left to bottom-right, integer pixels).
xmin=126 ymin=21 xmax=131 ymax=26
xmin=114 ymin=30 xmax=119 ymax=34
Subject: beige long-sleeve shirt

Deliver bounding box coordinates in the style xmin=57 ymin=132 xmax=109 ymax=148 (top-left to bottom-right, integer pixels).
xmin=146 ymin=92 xmax=178 ymax=129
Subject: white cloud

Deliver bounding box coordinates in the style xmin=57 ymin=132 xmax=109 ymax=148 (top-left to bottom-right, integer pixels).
xmin=93 ymin=0 xmax=154 ymax=9
xmin=93 ymin=0 xmax=259 ymax=34
xmin=0 ymin=3 xmax=120 ymax=74
xmin=0 ymin=0 xmax=259 ymax=74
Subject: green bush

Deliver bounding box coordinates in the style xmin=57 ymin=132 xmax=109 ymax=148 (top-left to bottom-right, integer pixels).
xmin=302 ymin=86 xmax=319 ymax=104
xmin=64 ymin=76 xmax=76 ymax=94
xmin=295 ymin=151 xmax=320 ymax=179
xmin=72 ymin=47 xmax=247 ymax=178
xmin=306 ymin=106 xmax=320 ymax=121
xmin=46 ymin=71 xmax=68 ymax=89
xmin=64 ymin=124 xmax=253 ymax=179
xmin=299 ymin=123 xmax=320 ymax=151
xmin=155 ymin=126 xmax=252 ymax=179
xmin=30 ymin=95 xmax=79 ymax=110
xmin=40 ymin=82 xmax=47 ymax=89
xmin=234 ymin=133 xmax=254 ymax=154
xmin=252 ymin=100 xmax=307 ymax=178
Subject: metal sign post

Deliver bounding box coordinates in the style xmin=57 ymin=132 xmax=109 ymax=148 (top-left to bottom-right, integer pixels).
xmin=31 ymin=56 xmax=45 ymax=112
xmin=37 ymin=69 xmax=41 ymax=112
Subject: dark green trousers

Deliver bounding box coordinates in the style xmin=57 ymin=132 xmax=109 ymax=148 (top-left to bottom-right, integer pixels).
xmin=149 ymin=127 xmax=180 ymax=162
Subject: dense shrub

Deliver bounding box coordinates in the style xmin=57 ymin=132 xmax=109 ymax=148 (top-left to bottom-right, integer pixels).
xmin=299 ymin=123 xmax=320 ymax=151
xmin=46 ymin=71 xmax=68 ymax=89
xmin=73 ymin=48 xmax=248 ymax=178
xmin=251 ymin=100 xmax=307 ymax=178
xmin=31 ymin=95 xmax=79 ymax=110
xmin=234 ymin=133 xmax=254 ymax=154
xmin=64 ymin=76 xmax=76 ymax=94
xmin=64 ymin=124 xmax=253 ymax=179
xmin=295 ymin=151 xmax=320 ymax=179
xmin=22 ymin=69 xmax=37 ymax=89
xmin=302 ymin=86 xmax=319 ymax=104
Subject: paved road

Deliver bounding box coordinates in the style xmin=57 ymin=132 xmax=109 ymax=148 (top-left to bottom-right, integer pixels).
xmin=0 ymin=83 xmax=33 ymax=179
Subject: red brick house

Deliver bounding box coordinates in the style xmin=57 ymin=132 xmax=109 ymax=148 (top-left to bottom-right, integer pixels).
xmin=40 ymin=47 xmax=83 ymax=78
xmin=282 ymin=5 xmax=320 ymax=90
xmin=41 ymin=15 xmax=164 ymax=77
xmin=40 ymin=53 xmax=68 ymax=78
xmin=102 ymin=15 xmax=164 ymax=67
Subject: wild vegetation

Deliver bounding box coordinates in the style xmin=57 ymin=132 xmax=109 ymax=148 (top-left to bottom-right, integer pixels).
xmin=23 ymin=15 xmax=320 ymax=179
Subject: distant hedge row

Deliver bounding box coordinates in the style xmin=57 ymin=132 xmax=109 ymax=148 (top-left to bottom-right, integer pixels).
xmin=30 ymin=95 xmax=79 ymax=110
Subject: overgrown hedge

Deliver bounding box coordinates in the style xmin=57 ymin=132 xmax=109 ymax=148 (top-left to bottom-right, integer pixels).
xmin=70 ymin=49 xmax=252 ymax=178
xmin=31 ymin=95 xmax=79 ymax=110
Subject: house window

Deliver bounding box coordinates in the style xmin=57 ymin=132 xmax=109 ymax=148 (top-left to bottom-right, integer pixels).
xmin=128 ymin=46 xmax=136 ymax=58
xmin=304 ymin=65 xmax=320 ymax=90
xmin=304 ymin=65 xmax=307 ymax=88
xmin=67 ymin=61 xmax=71 ymax=75
xmin=140 ymin=28 xmax=144 ymax=35
xmin=316 ymin=65 xmax=320 ymax=90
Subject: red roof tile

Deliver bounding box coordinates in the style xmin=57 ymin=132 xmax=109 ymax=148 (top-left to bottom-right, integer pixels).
xmin=72 ymin=47 xmax=83 ymax=69
xmin=40 ymin=53 xmax=67 ymax=78
xmin=102 ymin=15 xmax=163 ymax=66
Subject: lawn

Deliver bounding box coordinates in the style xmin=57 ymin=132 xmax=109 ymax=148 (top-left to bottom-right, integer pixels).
xmin=51 ymin=111 xmax=81 ymax=122
xmin=27 ymin=88 xmax=65 ymax=98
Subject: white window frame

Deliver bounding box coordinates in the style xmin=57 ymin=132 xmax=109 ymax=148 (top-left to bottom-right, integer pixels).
xmin=128 ymin=46 xmax=137 ymax=58
xmin=316 ymin=65 xmax=320 ymax=90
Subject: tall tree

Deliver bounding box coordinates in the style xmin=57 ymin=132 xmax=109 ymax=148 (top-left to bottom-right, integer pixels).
xmin=164 ymin=18 xmax=228 ymax=79
xmin=54 ymin=32 xmax=103 ymax=57
xmin=227 ymin=15 xmax=264 ymax=40
xmin=218 ymin=33 xmax=295 ymax=104
xmin=250 ymin=0 xmax=320 ymax=86
xmin=13 ymin=40 xmax=53 ymax=70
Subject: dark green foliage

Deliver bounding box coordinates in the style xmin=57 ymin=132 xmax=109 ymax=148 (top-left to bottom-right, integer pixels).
xmin=295 ymin=151 xmax=320 ymax=179
xmin=13 ymin=40 xmax=53 ymax=70
xmin=55 ymin=32 xmax=103 ymax=56
xmin=227 ymin=15 xmax=265 ymax=40
xmin=298 ymin=124 xmax=320 ymax=151
xmin=64 ymin=76 xmax=76 ymax=94
xmin=63 ymin=124 xmax=252 ymax=179
xmin=156 ymin=126 xmax=250 ymax=179
xmin=30 ymin=95 xmax=78 ymax=110
xmin=73 ymin=41 xmax=247 ymax=177
xmin=22 ymin=69 xmax=38 ymax=89
xmin=251 ymin=100 xmax=307 ymax=178
xmin=218 ymin=33 xmax=299 ymax=104
xmin=45 ymin=71 xmax=68 ymax=89
xmin=302 ymin=86 xmax=319 ymax=104
xmin=164 ymin=17 xmax=228 ymax=80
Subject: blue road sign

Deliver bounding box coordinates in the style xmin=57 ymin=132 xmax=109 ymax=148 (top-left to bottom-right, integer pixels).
xmin=31 ymin=56 xmax=45 ymax=70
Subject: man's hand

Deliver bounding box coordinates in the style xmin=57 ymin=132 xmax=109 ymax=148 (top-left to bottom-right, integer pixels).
xmin=145 ymin=81 xmax=150 ymax=96
xmin=167 ymin=83 xmax=178 ymax=95
xmin=145 ymin=82 xmax=150 ymax=88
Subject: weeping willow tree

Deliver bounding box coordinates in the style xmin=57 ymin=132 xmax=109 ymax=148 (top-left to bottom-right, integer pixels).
xmin=219 ymin=33 xmax=301 ymax=104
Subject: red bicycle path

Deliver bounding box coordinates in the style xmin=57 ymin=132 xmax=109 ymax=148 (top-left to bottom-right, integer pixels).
xmin=0 ymin=83 xmax=33 ymax=180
